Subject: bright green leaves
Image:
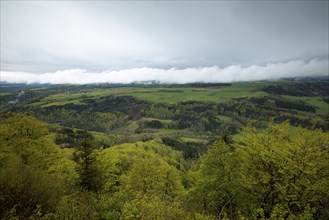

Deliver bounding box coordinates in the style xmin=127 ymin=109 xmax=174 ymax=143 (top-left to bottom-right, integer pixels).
xmin=189 ymin=139 xmax=239 ymax=218
xmin=189 ymin=122 xmax=329 ymax=219
xmin=0 ymin=114 xmax=48 ymax=141
xmin=0 ymin=114 xmax=77 ymax=218
xmin=98 ymin=140 xmax=187 ymax=219
xmin=1 ymin=114 xmax=328 ymax=219
xmin=0 ymin=114 xmax=59 ymax=170
xmin=101 ymin=141 xmax=183 ymax=198
xmin=236 ymin=122 xmax=329 ymax=218
xmin=123 ymin=156 xmax=184 ymax=199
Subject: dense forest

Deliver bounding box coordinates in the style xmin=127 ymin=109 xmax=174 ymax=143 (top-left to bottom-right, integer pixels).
xmin=0 ymin=79 xmax=328 ymax=219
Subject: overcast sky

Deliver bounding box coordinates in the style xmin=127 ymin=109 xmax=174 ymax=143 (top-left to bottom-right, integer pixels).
xmin=1 ymin=1 xmax=328 ymax=84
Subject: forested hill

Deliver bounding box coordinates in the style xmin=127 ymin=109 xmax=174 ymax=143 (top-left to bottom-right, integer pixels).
xmin=0 ymin=79 xmax=329 ymax=219
xmin=1 ymin=80 xmax=328 ymax=157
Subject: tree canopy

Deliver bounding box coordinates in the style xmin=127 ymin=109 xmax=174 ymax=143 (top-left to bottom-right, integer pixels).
xmin=0 ymin=114 xmax=328 ymax=219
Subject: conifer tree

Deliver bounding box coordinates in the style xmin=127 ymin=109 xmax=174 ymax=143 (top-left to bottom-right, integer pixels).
xmin=75 ymin=130 xmax=103 ymax=192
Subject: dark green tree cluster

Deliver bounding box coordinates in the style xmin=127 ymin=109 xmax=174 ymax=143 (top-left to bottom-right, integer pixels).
xmin=74 ymin=130 xmax=104 ymax=193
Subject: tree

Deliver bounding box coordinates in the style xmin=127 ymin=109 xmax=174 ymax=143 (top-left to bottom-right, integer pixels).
xmin=121 ymin=194 xmax=188 ymax=220
xmin=122 ymin=156 xmax=185 ymax=200
xmin=189 ymin=138 xmax=239 ymax=219
xmin=0 ymin=114 xmax=57 ymax=169
xmin=0 ymin=159 xmax=62 ymax=219
xmin=75 ymin=130 xmax=103 ymax=192
xmin=0 ymin=114 xmax=74 ymax=218
xmin=98 ymin=141 xmax=187 ymax=219
xmin=236 ymin=122 xmax=329 ymax=219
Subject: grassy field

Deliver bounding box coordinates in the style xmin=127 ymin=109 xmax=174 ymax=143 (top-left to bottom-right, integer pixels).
xmin=27 ymin=81 xmax=328 ymax=117
xmin=33 ymin=82 xmax=269 ymax=107
xmin=141 ymin=117 xmax=174 ymax=124
xmin=216 ymin=114 xmax=234 ymax=122
xmin=305 ymin=98 xmax=328 ymax=115
xmin=120 ymin=83 xmax=267 ymax=103
xmin=180 ymin=137 xmax=207 ymax=143
xmin=0 ymin=92 xmax=13 ymax=96
xmin=282 ymin=95 xmax=328 ymax=116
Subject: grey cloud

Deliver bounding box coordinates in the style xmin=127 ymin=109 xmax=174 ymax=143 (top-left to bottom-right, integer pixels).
xmin=1 ymin=1 xmax=328 ymax=74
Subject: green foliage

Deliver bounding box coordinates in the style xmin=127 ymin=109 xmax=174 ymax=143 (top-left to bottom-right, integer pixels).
xmin=121 ymin=194 xmax=188 ymax=220
xmin=101 ymin=140 xmax=185 ymax=173
xmin=188 ymin=122 xmax=329 ymax=219
xmin=0 ymin=114 xmax=57 ymax=168
xmin=236 ymin=122 xmax=329 ymax=218
xmin=98 ymin=140 xmax=185 ymax=194
xmin=122 ymin=156 xmax=185 ymax=199
xmin=54 ymin=192 xmax=102 ymax=220
xmin=0 ymin=159 xmax=62 ymax=219
xmin=0 ymin=114 xmax=76 ymax=218
xmin=74 ymin=130 xmax=104 ymax=192
xmin=47 ymin=147 xmax=78 ymax=191
xmin=0 ymin=112 xmax=328 ymax=219
xmin=162 ymin=136 xmax=208 ymax=160
xmin=97 ymin=140 xmax=188 ymax=219
xmin=189 ymin=138 xmax=239 ymax=218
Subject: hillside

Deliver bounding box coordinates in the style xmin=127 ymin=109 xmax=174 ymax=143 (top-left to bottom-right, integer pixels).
xmin=1 ymin=79 xmax=329 ymax=219
xmin=1 ymin=79 xmax=328 ymax=152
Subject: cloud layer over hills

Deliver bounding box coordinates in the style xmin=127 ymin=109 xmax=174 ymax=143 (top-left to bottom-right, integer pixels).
xmin=1 ymin=59 xmax=327 ymax=84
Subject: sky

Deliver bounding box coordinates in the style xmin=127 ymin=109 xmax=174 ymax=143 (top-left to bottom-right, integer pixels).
xmin=1 ymin=1 xmax=328 ymax=84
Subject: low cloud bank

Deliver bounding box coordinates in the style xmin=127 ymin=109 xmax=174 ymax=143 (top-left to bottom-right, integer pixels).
xmin=1 ymin=59 xmax=328 ymax=84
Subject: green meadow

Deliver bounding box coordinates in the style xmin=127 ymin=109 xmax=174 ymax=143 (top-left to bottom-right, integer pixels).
xmin=33 ymin=82 xmax=269 ymax=107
